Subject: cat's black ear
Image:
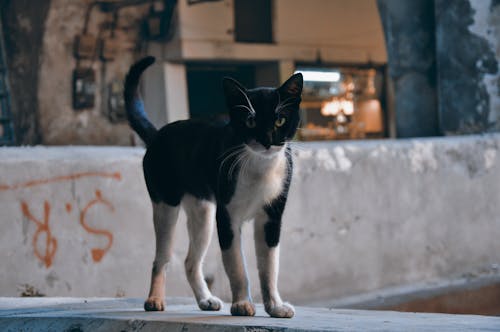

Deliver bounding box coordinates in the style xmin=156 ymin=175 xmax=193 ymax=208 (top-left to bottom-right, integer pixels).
xmin=278 ymin=73 xmax=303 ymax=97
xmin=222 ymin=77 xmax=251 ymax=111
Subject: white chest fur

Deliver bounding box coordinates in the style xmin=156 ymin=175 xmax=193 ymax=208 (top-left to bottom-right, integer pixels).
xmin=227 ymin=145 xmax=287 ymax=222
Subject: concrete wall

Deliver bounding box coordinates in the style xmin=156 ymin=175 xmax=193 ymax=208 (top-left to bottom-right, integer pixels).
xmin=377 ymin=0 xmax=500 ymax=137
xmin=1 ymin=135 xmax=499 ymax=304
xmin=1 ymin=0 xmax=51 ymax=145
xmin=377 ymin=0 xmax=439 ymax=138
xmin=37 ymin=0 xmax=151 ymax=145
xmin=435 ymin=0 xmax=500 ymax=135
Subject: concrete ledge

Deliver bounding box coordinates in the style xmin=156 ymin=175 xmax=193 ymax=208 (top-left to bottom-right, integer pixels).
xmin=1 ymin=135 xmax=499 ymax=306
xmin=1 ymin=298 xmax=499 ymax=332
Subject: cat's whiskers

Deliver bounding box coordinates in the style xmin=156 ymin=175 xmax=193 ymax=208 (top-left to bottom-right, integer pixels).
xmin=228 ymin=151 xmax=248 ymax=181
xmin=233 ymin=105 xmax=255 ymax=115
xmin=218 ymin=145 xmax=245 ymax=179
xmin=240 ymin=150 xmax=252 ymax=180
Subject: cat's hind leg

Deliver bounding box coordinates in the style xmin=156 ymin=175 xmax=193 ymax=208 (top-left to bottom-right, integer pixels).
xmin=144 ymin=202 xmax=180 ymax=311
xmin=183 ymin=195 xmax=223 ymax=311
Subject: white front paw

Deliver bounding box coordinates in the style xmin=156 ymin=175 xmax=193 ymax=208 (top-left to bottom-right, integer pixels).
xmin=198 ymin=296 xmax=223 ymax=311
xmin=265 ymin=302 xmax=295 ymax=318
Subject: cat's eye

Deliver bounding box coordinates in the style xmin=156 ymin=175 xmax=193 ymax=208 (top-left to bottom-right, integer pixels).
xmin=275 ymin=117 xmax=286 ymax=127
xmin=246 ymin=116 xmax=256 ymax=128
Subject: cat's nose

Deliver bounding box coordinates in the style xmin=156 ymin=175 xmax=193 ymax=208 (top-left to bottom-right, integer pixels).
xmin=266 ymin=131 xmax=274 ymax=143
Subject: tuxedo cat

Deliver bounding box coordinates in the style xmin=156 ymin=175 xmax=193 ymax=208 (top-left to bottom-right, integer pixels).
xmin=124 ymin=56 xmax=302 ymax=318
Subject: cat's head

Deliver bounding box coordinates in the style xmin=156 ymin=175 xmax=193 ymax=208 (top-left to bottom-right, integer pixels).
xmin=223 ymin=73 xmax=303 ymax=152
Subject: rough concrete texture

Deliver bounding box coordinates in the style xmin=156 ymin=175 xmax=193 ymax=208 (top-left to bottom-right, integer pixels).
xmin=435 ymin=0 xmax=500 ymax=134
xmin=1 ymin=136 xmax=500 ymax=306
xmin=1 ymin=297 xmax=499 ymax=332
xmin=376 ymin=0 xmax=439 ymax=137
xmin=37 ymin=0 xmax=150 ymax=145
xmin=1 ymin=0 xmax=51 ymax=144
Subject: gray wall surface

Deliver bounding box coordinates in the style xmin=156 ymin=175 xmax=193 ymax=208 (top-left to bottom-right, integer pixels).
xmin=1 ymin=136 xmax=499 ymax=304
xmin=377 ymin=0 xmax=500 ymax=137
xmin=435 ymin=0 xmax=500 ymax=134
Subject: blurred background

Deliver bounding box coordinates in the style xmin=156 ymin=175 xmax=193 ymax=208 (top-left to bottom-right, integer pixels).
xmin=2 ymin=0 xmax=498 ymax=146
xmin=0 ymin=0 xmax=499 ymax=317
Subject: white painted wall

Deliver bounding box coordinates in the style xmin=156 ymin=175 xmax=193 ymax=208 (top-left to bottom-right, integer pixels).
xmin=1 ymin=135 xmax=499 ymax=304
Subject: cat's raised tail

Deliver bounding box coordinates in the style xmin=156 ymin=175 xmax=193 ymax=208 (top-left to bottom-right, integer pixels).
xmin=124 ymin=56 xmax=157 ymax=146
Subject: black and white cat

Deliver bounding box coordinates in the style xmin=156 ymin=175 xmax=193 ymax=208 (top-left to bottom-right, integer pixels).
xmin=124 ymin=56 xmax=302 ymax=318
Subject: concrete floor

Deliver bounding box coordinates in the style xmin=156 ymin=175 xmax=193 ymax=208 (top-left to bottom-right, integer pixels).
xmin=0 ymin=297 xmax=499 ymax=331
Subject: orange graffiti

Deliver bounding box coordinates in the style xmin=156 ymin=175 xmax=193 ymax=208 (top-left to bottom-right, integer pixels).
xmin=80 ymin=190 xmax=115 ymax=262
xmin=21 ymin=201 xmax=58 ymax=268
xmin=0 ymin=171 xmax=121 ymax=191
xmin=6 ymin=171 xmax=122 ymax=268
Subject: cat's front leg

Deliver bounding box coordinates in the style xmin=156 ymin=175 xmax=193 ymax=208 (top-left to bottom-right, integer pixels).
xmin=216 ymin=205 xmax=255 ymax=316
xmin=183 ymin=196 xmax=223 ymax=311
xmin=254 ymin=208 xmax=295 ymax=318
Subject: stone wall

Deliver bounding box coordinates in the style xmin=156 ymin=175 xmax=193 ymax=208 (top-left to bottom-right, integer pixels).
xmin=2 ymin=0 xmax=152 ymax=145
xmin=1 ymin=0 xmax=51 ymax=144
xmin=435 ymin=0 xmax=500 ymax=134
xmin=378 ymin=0 xmax=500 ymax=137
xmin=38 ymin=0 xmax=151 ymax=145
xmin=0 ymin=136 xmax=499 ymax=303
xmin=376 ymin=0 xmax=439 ymax=138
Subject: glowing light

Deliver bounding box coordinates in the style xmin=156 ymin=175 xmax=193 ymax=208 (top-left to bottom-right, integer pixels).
xmin=321 ymin=100 xmax=340 ymax=116
xmin=295 ymin=70 xmax=341 ymax=82
xmin=341 ymin=100 xmax=354 ymax=115
xmin=321 ymin=98 xmax=354 ymax=117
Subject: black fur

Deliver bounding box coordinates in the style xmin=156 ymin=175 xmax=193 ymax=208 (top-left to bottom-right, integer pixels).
xmin=263 ymin=147 xmax=293 ymax=247
xmin=124 ymin=56 xmax=158 ymax=146
xmin=216 ymin=205 xmax=234 ymax=250
xmin=125 ymin=57 xmax=302 ymax=250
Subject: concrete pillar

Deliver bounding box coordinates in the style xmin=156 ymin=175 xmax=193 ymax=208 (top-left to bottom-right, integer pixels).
xmin=435 ymin=0 xmax=500 ymax=134
xmin=278 ymin=60 xmax=296 ymax=85
xmin=143 ymin=59 xmax=190 ymax=127
xmin=143 ymin=59 xmax=167 ymax=128
xmin=164 ymin=62 xmax=190 ymax=122
xmin=377 ymin=0 xmax=439 ymax=138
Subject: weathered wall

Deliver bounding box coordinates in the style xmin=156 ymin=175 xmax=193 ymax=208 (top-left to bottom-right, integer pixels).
xmin=435 ymin=0 xmax=500 ymax=135
xmin=37 ymin=0 xmax=150 ymax=145
xmin=1 ymin=136 xmax=499 ymax=303
xmin=1 ymin=0 xmax=51 ymax=144
xmin=377 ymin=0 xmax=439 ymax=138
xmin=377 ymin=0 xmax=500 ymax=137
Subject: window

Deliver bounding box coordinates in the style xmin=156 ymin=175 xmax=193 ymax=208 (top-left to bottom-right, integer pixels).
xmin=234 ymin=0 xmax=273 ymax=43
xmin=296 ymin=66 xmax=387 ymax=141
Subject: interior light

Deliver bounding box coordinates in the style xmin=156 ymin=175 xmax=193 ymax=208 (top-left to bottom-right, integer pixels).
xmin=295 ymin=70 xmax=341 ymax=82
xmin=321 ymin=100 xmax=340 ymax=116
xmin=341 ymin=100 xmax=354 ymax=115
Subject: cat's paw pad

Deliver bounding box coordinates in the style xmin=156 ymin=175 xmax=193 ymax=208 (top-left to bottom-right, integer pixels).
xmin=266 ymin=302 xmax=295 ymax=318
xmin=230 ymin=300 xmax=256 ymax=316
xmin=198 ymin=296 xmax=223 ymax=311
xmin=144 ymin=297 xmax=165 ymax=311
